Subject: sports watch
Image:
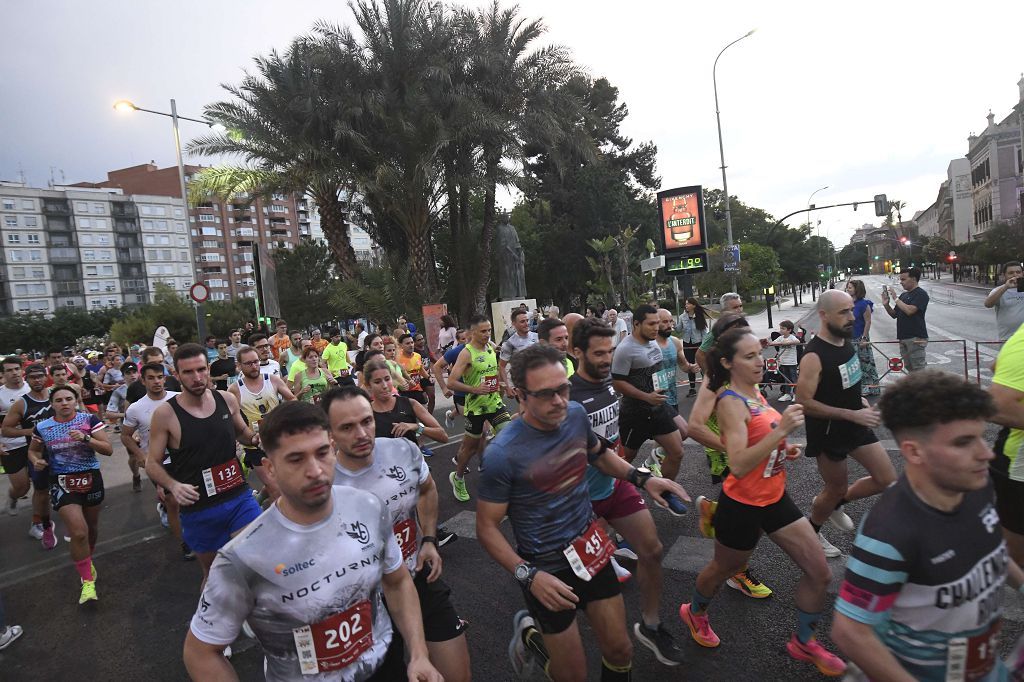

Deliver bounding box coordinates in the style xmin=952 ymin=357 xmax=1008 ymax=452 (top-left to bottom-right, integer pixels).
xmin=514 ymin=562 xmax=538 ymax=587
xmin=628 ymin=465 xmax=652 ymax=490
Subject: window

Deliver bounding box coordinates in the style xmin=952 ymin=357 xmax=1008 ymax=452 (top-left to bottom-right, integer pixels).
xmin=17 ymin=301 xmax=29 ymax=312
xmin=177 ymin=237 xmax=186 ymax=246
xmin=31 ymin=267 xmax=44 ymax=278
xmin=271 ymin=205 xmax=287 ymax=213
xmin=24 ymin=216 xmax=37 ymax=227
xmin=179 ymin=251 xmax=188 ymax=261
xmin=97 ymin=235 xmax=109 ymax=245
xmin=31 ymin=301 xmax=48 ymax=312
xmin=100 ymin=250 xmax=112 ymax=261
xmin=26 ymin=234 xmax=39 ymax=244
xmin=88 ymin=282 xmax=100 ymax=292
xmin=155 ymin=220 xmax=168 ymax=230
xmin=85 ymin=266 xmax=97 ymax=276
xmin=9 ymin=251 xmax=23 ymax=262
xmin=65 ymin=300 xmax=76 ymax=307
xmin=2 ymin=199 xmax=14 ymax=210
xmin=91 ymin=299 xmax=102 ymax=308
xmin=107 ymin=298 xmax=118 ymax=306
xmin=4 ymin=216 xmax=16 ymax=227
xmin=79 ymin=218 xmax=91 ymax=228
xmin=198 ymin=214 xmax=215 ymax=222
xmin=81 ymin=235 xmax=94 ymax=245
xmin=201 ymin=227 xmax=218 ymax=236
xmin=94 ymin=218 xmax=106 ymax=229
xmin=11 ymin=267 xmax=24 ymax=278
xmin=152 ymin=206 xmax=167 ymax=216
xmin=84 ymin=249 xmax=96 ymax=260
xmin=21 ymin=199 xmax=34 ymax=210
xmin=103 ymin=281 xmax=116 ymax=291
xmin=174 ymin=207 xmax=184 ymax=217
xmin=160 ymin=249 xmax=172 ymax=260
xmin=202 ymin=240 xmax=218 ymax=248
xmin=75 ymin=202 xmax=89 ymax=212
xmin=7 ymin=234 xmax=20 ymax=244
xmin=91 ymin=202 xmax=104 ymax=214
xmin=101 ymin=265 xmax=114 ymax=275
xmin=15 ymin=284 xmax=46 ymax=296
xmin=143 ymin=235 xmax=155 ymax=245
xmin=28 ymin=250 xmax=41 ymax=262
xmin=142 ymin=220 xmax=154 ymax=229
xmin=158 ymin=235 xmax=170 ymax=245
xmin=180 ymin=263 xmax=190 ymax=274
xmin=175 ymin=223 xmax=185 ymax=233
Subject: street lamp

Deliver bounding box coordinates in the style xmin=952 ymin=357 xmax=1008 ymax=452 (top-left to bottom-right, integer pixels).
xmin=713 ymin=29 xmax=756 ymax=290
xmin=113 ymin=98 xmax=225 ymax=340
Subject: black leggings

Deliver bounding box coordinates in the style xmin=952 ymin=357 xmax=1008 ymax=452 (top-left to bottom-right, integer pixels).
xmin=683 ymin=343 xmax=699 ymax=389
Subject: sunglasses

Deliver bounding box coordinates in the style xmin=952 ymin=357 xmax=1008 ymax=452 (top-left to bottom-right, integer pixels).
xmin=520 ymin=384 xmax=571 ymax=401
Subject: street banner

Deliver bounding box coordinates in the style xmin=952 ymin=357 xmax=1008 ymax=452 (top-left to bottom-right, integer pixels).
xmin=421 ymin=304 xmax=447 ymax=358
xmin=723 ymin=245 xmax=741 ymax=273
xmin=657 ymin=186 xmax=708 ymax=256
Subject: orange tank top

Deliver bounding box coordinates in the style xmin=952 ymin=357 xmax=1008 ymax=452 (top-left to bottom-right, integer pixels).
xmin=718 ymin=389 xmax=788 ymax=507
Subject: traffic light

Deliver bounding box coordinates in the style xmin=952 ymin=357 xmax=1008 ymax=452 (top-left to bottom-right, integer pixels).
xmin=873 ymin=256 xmax=879 ymax=260
xmin=899 ymin=236 xmax=909 ymax=245
xmin=874 ymin=194 xmax=888 ymax=217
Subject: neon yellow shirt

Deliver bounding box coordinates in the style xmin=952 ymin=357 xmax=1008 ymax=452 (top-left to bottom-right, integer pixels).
xmin=321 ymin=342 xmax=350 ymax=376
xmin=993 ymin=325 xmax=1024 ymax=481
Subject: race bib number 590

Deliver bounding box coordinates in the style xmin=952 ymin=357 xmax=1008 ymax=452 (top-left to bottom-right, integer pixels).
xmin=293 ymin=600 xmax=373 ymax=675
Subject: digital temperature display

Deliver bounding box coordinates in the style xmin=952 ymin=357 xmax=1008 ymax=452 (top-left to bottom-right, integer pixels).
xmin=666 ymin=253 xmax=708 ymax=274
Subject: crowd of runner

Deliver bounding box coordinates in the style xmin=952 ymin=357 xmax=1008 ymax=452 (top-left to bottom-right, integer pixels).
xmin=3 ymin=287 xmax=1024 ymax=681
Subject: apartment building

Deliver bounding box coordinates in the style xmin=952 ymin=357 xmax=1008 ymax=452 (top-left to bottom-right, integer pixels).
xmin=0 ymin=181 xmax=192 ymax=315
xmin=966 ymin=77 xmax=1024 ymax=238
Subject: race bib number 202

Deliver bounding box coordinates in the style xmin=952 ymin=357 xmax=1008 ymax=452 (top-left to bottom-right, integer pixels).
xmin=293 ymin=600 xmax=373 ymax=675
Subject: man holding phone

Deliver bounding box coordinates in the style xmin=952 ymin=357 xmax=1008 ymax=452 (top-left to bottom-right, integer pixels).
xmin=881 ymin=268 xmax=929 ymax=372
xmin=984 ymin=261 xmax=1024 ymax=341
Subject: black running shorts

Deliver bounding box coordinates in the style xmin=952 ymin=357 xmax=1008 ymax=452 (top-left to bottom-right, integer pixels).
xmin=50 ymin=469 xmax=105 ymax=511
xmin=518 ymin=561 xmax=620 ymax=635
xmin=992 ymin=470 xmax=1024 ymax=535
xmin=804 ymin=422 xmax=879 ymax=461
xmin=0 ymin=445 xmax=28 ymax=475
xmin=620 ymin=405 xmax=678 ymax=451
xmin=414 ymin=570 xmax=467 ymax=642
xmin=713 ymin=489 xmax=803 ymax=552
xmin=464 ymin=407 xmax=512 ymax=438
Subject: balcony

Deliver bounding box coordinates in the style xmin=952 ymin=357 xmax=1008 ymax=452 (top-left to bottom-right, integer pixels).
xmin=122 ymin=279 xmax=147 ymax=293
xmin=46 ymin=217 xmax=72 ymax=232
xmin=49 ymin=235 xmax=77 ymax=248
xmin=116 ymin=247 xmax=144 ymax=263
xmin=116 ymin=236 xmax=141 ymax=249
xmin=110 ymin=203 xmax=137 ymax=218
xmin=121 ymin=266 xmax=144 ymax=279
xmin=114 ymin=219 xmax=140 ymax=234
xmin=42 ymin=201 xmax=71 ymax=215
xmin=54 ymin=281 xmax=83 ymax=296
xmin=48 ymin=248 xmax=79 ymax=263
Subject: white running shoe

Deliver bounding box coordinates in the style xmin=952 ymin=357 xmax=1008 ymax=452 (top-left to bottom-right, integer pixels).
xmin=157 ymin=502 xmax=169 ymax=529
xmin=445 ymin=409 xmax=456 ymax=429
xmin=829 ymin=508 xmax=855 ymax=532
xmin=777 ymin=394 xmax=793 ymax=402
xmin=819 ymin=533 xmax=842 ymax=558
xmin=28 ymin=522 xmax=44 ymax=540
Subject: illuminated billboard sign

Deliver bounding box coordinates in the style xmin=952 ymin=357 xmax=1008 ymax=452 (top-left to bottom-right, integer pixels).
xmin=657 ymin=185 xmax=707 ymax=256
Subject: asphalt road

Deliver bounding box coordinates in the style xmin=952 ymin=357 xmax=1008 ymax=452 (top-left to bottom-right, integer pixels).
xmin=2 ymin=357 xmax=1023 ymax=680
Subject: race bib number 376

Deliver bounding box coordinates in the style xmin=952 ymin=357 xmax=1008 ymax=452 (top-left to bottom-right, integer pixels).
xmin=293 ymin=600 xmax=373 ymax=675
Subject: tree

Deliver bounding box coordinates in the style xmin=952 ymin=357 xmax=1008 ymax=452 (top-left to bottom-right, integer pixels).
xmin=839 ymin=241 xmax=869 ymax=272
xmin=0 ymin=308 xmax=124 ymax=355
xmin=274 ymin=240 xmax=339 ymax=328
xmin=692 ymin=243 xmax=780 ymax=301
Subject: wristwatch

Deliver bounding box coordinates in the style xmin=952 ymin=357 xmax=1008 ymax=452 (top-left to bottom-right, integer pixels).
xmin=83 ymin=434 xmax=92 ymax=444
xmin=514 ymin=562 xmax=538 ymax=587
xmin=421 ymin=535 xmax=437 ymax=546
xmin=415 ymin=422 xmax=425 ymax=437
xmin=628 ymin=465 xmax=652 ymax=490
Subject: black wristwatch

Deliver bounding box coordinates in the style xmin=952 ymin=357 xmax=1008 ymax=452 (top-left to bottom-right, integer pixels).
xmin=628 ymin=465 xmax=652 ymax=490
xmin=514 ymin=562 xmax=538 ymax=587
xmin=420 ymin=535 xmax=437 ymax=546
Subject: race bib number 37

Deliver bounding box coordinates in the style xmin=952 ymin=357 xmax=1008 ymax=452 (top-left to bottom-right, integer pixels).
xmin=201 ymin=460 xmax=243 ymax=497
xmin=393 ymin=518 xmax=417 ymax=561
xmin=293 ymin=600 xmax=373 ymax=675
xmin=563 ymin=520 xmax=615 ymax=581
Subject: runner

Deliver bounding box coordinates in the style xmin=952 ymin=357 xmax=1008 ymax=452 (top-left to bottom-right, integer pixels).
xmin=537 ymin=317 xmax=575 ymax=378
xmin=208 ymin=340 xmax=236 ymax=391
xmin=183 ymin=400 xmax=443 ymax=682
xmin=322 ymin=327 xmax=353 ymax=385
xmin=50 ymin=362 xmax=85 ymax=408
xmin=679 ymin=328 xmax=845 ymax=676
xmin=383 ymin=337 xmax=416 ymax=394
xmin=437 ymin=315 xmax=458 ymax=356
xmin=45 ymin=348 xmax=81 ymax=386
xmin=833 ymin=370 xmax=1020 ymax=681
xmin=650 ymin=308 xmax=698 ymax=474
xmin=433 ymin=329 xmax=468 ymax=429
xmin=249 ymin=333 xmax=282 ymax=377
xmin=476 ymin=344 xmax=688 ymax=681
xmin=82 ymin=352 xmax=105 ymax=419
xmin=446 ymin=314 xmax=512 ymax=502
xmin=279 ymin=330 xmax=305 ymax=372
xmin=146 ymin=343 xmax=262 ymax=584
xmin=987 ymin=321 xmax=1024 ymax=567
xmin=1 ymin=356 xmax=30 ymax=515
xmin=225 ymin=330 xmax=243 ymax=359
xmin=126 ymin=347 xmax=182 ymax=401
xmin=795 ymin=289 xmax=896 ymax=559
xmin=228 ymin=345 xmax=296 ymax=502
xmin=413 ymin=333 xmax=437 ymax=416
xmin=355 ymin=334 xmax=385 ymax=376
xmin=291 ymin=345 xmax=336 ymax=404
xmin=498 ymin=308 xmax=538 ymax=398
xmin=269 ymin=319 xmax=290 ymax=362
xmin=396 ymin=334 xmax=428 ymax=405
xmin=361 ymin=357 xmax=446 ymax=444
xmin=2 ymin=364 xmax=58 ymax=548
xmin=612 ymin=305 xmax=687 ymax=496
xmin=569 ymin=319 xmax=686 ymax=666
xmin=686 ymin=313 xmax=774 ymax=599
xmin=310 ymin=327 xmax=328 ymax=355
xmin=28 ymin=385 xmax=112 ymax=604
xmin=325 ymin=385 xmax=469 ymax=682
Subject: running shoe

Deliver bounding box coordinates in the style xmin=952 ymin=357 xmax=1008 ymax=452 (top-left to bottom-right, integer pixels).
xmin=696 ymin=495 xmax=716 ymax=539
xmin=449 ymin=472 xmax=470 ymax=502
xmin=614 ymin=538 xmax=638 ymax=561
xmin=41 ymin=522 xmax=58 ymax=550
xmin=819 ymin=533 xmax=842 ymax=558
xmin=437 ymin=528 xmax=458 ymax=548
xmin=91 ymin=562 xmax=97 ymax=581
xmin=132 ymin=475 xmax=142 ymax=493
xmin=778 ymin=394 xmax=793 ymax=402
xmin=444 ymin=409 xmax=456 ymax=429
xmin=610 ymin=557 xmax=632 ymax=583
xmin=829 ymin=508 xmax=855 ymax=532
xmin=28 ymin=522 xmax=44 ymax=540
xmin=242 ymin=620 xmax=256 ymax=639
xmin=7 ymin=496 xmax=17 ymax=515
xmin=634 ymin=622 xmax=686 ymax=666
xmin=647 ymin=447 xmax=665 ymax=478
xmin=157 ymin=502 xmax=169 ymax=529
xmin=660 ymin=492 xmax=688 ymax=516
xmin=79 ymin=579 xmax=98 ymax=605
xmin=726 ymin=570 xmax=772 ymax=599
xmin=508 ymin=610 xmax=539 ymax=677
xmin=223 ymin=645 xmax=232 ymax=658
xmin=785 ymin=635 xmax=847 ymax=677
xmin=686 ymin=388 xmax=697 ymax=397
xmin=182 ymin=542 xmax=196 ymax=561
xmin=679 ymin=603 xmax=720 ymax=648
xmin=450 ymin=455 xmax=483 ymax=472
xmin=420 ymin=446 xmax=434 ymax=458
xmin=0 ymin=625 xmax=23 ymax=651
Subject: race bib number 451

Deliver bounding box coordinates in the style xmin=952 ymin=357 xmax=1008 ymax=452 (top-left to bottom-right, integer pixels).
xmin=293 ymin=600 xmax=373 ymax=675
xmin=563 ymin=519 xmax=614 ymax=581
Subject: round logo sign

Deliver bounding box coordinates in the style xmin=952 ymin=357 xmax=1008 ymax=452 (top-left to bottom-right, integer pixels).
xmin=189 ymin=282 xmax=210 ymax=304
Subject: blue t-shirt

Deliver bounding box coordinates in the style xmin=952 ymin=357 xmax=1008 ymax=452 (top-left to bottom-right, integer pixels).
xmin=478 ymin=402 xmax=601 ymax=570
xmin=853 ymin=298 xmax=873 ymax=339
xmin=32 ymin=412 xmax=105 ymax=474
xmin=443 ymin=343 xmax=466 ymax=398
xmin=896 ymin=286 xmax=929 ymax=340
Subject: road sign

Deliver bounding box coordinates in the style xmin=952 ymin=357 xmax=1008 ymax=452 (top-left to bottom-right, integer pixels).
xmin=189 ymin=282 xmax=209 ymax=304
xmin=723 ymin=244 xmax=740 ymax=273
xmin=640 ymin=255 xmax=665 ymax=273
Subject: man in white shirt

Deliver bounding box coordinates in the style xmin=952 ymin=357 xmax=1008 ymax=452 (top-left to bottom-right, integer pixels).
xmin=607 ymin=309 xmax=628 ymax=347
xmin=984 ymin=261 xmax=1024 ymax=341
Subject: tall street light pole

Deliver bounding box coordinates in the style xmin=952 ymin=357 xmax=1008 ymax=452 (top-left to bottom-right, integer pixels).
xmin=807 ymin=185 xmax=828 ymax=299
xmin=113 ymin=99 xmax=224 ymax=342
xmin=714 ymin=29 xmax=756 ymax=292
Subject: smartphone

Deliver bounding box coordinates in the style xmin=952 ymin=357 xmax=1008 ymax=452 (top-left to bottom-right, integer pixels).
xmin=1016 ymin=279 xmax=1024 ymax=293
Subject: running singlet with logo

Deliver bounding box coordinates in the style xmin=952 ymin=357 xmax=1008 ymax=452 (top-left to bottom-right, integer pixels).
xmin=333 ymin=438 xmax=429 ymax=574
xmin=322 ymin=342 xmax=351 ymax=377
xmin=992 ymin=325 xmax=1024 ymax=481
xmin=569 ymin=374 xmax=620 ymax=502
xmin=478 ymin=402 xmax=601 ymax=571
xmin=396 ymin=352 xmax=423 ymax=391
xmin=611 ymin=335 xmax=665 ymax=416
xmin=0 ymin=383 xmax=30 ymax=450
xmin=167 ymin=391 xmax=247 ymax=511
xmin=718 ymin=389 xmax=787 ymax=507
xmin=836 ymin=478 xmax=1008 ymax=681
xmin=190 ymin=486 xmax=404 ymax=682
xmin=461 ymin=344 xmax=504 ymax=416
xmin=658 ymin=338 xmax=679 ymax=407
xmin=239 ymin=375 xmax=281 ymax=453
xmin=803 ymin=336 xmax=864 ymax=446
xmin=32 ymin=412 xmax=105 ymax=474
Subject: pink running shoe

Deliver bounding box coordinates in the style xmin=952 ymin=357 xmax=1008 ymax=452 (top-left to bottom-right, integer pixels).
xmin=786 ymin=635 xmax=847 ymax=677
xmin=679 ymin=603 xmax=720 ymax=648
xmin=41 ymin=522 xmax=58 ymax=551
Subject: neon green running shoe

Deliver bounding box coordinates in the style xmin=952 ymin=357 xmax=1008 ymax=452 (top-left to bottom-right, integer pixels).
xmin=79 ymin=579 xmax=98 ymax=605
xmin=449 ymin=472 xmax=470 ymax=503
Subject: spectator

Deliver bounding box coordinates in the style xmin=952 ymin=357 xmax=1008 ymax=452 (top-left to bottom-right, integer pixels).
xmin=882 ymin=267 xmax=929 ymax=372
xmin=203 ymin=335 xmax=219 ymax=363
xmin=677 ymin=297 xmax=710 ymax=397
xmin=437 ymin=314 xmax=458 ymax=354
xmin=984 ymin=261 xmax=1024 ymax=341
xmin=607 ymin=308 xmax=628 ymax=347
xmin=694 ymin=293 xmax=745 ymax=374
xmin=768 ymin=320 xmax=800 ymax=401
xmin=846 ymin=279 xmax=880 ymax=396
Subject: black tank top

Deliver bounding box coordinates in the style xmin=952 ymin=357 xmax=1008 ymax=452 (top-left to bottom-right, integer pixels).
xmin=373 ymin=395 xmax=419 ymax=443
xmin=168 ymin=390 xmax=247 ymax=511
xmin=804 ymin=336 xmax=865 ymax=439
xmin=20 ymin=394 xmax=53 ymax=453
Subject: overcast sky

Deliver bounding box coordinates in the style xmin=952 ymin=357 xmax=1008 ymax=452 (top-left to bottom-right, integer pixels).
xmin=3 ymin=0 xmax=1022 ymax=247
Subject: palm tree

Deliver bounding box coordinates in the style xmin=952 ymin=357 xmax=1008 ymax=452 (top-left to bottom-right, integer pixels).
xmin=187 ymin=40 xmax=360 ymax=281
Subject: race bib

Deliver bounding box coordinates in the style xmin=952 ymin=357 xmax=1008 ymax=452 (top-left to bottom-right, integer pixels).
xmin=201 ymin=459 xmax=244 ymax=497
xmin=481 ymin=374 xmax=499 ymax=392
xmin=838 ymin=354 xmax=863 ymax=390
xmin=762 ymin=442 xmax=787 ymax=478
xmin=652 ymin=369 xmax=673 ymax=393
xmin=59 ymin=472 xmax=93 ymax=493
xmin=947 ymin=621 xmax=1000 ymax=681
xmin=393 ymin=518 xmax=417 ymax=561
xmin=338 ymin=368 xmax=351 ymax=378
xmin=563 ymin=519 xmax=615 ymax=581
xmin=293 ymin=600 xmax=373 ymax=675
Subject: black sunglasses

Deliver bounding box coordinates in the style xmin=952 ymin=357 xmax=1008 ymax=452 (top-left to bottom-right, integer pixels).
xmin=520 ymin=384 xmax=571 ymax=401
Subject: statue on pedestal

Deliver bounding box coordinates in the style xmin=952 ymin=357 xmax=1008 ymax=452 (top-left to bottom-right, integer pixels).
xmin=496 ymin=219 xmax=527 ymax=300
